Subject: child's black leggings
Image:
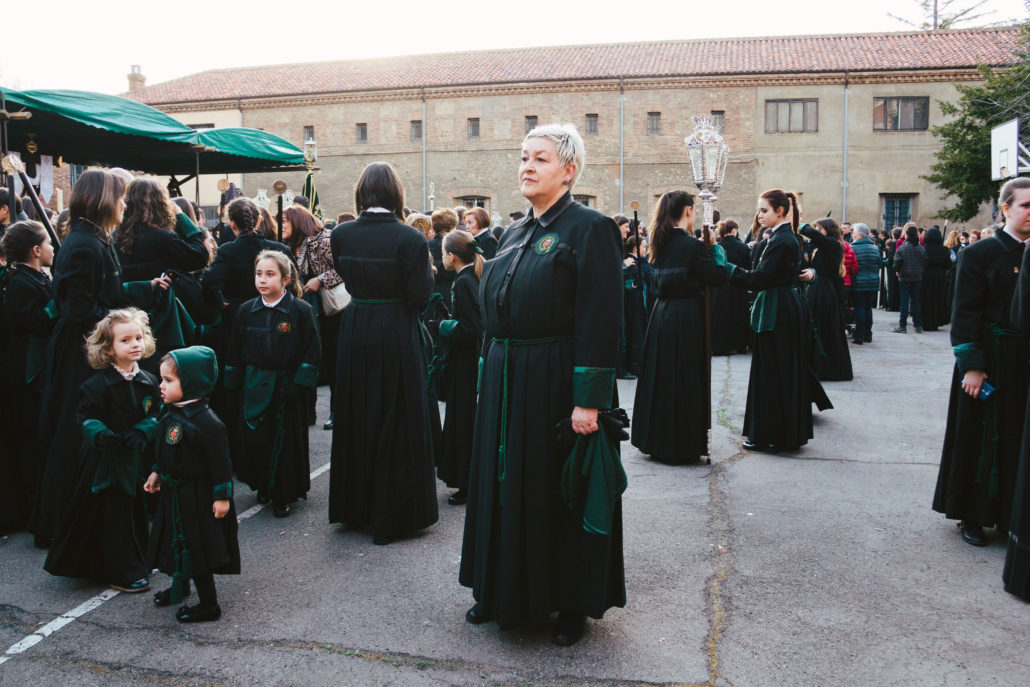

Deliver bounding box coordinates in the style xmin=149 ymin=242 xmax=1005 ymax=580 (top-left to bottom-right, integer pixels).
xmin=193 ymin=573 xmax=217 ymax=607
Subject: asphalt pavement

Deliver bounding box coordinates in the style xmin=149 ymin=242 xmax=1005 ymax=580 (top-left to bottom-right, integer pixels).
xmin=1 ymin=313 xmax=1027 ymax=686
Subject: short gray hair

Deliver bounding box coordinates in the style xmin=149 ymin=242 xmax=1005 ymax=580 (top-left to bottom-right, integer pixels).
xmin=523 ymin=123 xmax=586 ymax=187
xmin=852 ymin=223 xmax=870 ymax=238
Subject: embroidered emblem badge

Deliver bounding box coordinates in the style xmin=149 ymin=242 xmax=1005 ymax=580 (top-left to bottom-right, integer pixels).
xmin=166 ymin=423 xmax=183 ymax=445
xmin=534 ymin=233 xmax=559 ymax=255
xmin=142 ymin=396 xmax=153 ymax=414
xmin=277 ymin=320 xmax=291 ymax=335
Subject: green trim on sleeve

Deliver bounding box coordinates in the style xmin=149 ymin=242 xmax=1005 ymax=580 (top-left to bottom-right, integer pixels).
xmin=477 ymin=357 xmax=484 ymax=393
xmin=173 ymin=212 xmax=202 ymax=240
xmin=709 ymin=243 xmax=728 ymax=268
xmin=293 ymin=363 xmax=319 ymax=389
xmin=953 ymin=343 xmax=987 ymax=374
xmin=44 ymin=299 xmax=60 ymax=319
xmin=573 ymin=366 xmax=615 ymax=410
xmin=223 ymin=365 xmax=242 ymax=390
xmin=212 ymin=481 xmax=233 ymax=501
xmin=81 ymin=418 xmax=109 ymax=447
xmin=132 ymin=416 xmax=160 ymax=441
xmin=438 ymin=319 xmax=459 ymax=339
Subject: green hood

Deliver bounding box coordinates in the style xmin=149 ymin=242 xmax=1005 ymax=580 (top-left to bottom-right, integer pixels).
xmin=169 ymin=346 xmax=219 ymax=401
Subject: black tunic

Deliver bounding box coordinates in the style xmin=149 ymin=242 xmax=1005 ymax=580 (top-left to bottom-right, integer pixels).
xmin=799 ymin=226 xmax=853 ymax=381
xmin=933 ymin=231 xmax=1027 ymax=532
xmin=886 ymin=244 xmax=901 ymax=311
xmin=730 ymin=223 xmax=831 ymax=449
xmin=225 ymin=291 xmax=320 ymax=504
xmin=632 ymin=230 xmax=728 ymax=463
xmin=328 ymin=212 xmax=439 ymax=537
xmin=459 ymin=192 xmax=625 ymax=628
xmin=0 ymin=266 xmax=54 ymax=532
xmin=922 ymin=231 xmax=952 ymax=331
xmin=437 ymin=265 xmax=483 ymax=490
xmin=33 ymin=219 xmax=128 ymax=540
xmin=117 ymin=214 xmax=209 ymax=283
xmin=620 ymin=254 xmax=646 ymax=376
xmin=474 ymin=231 xmax=499 ymax=259
xmin=147 ymin=400 xmax=240 ymax=578
xmin=1006 ymin=236 xmax=1030 ymax=599
xmin=428 ymin=234 xmax=455 ymax=303
xmin=711 ymin=235 xmax=752 ymax=355
xmin=44 ymin=368 xmax=160 ymax=585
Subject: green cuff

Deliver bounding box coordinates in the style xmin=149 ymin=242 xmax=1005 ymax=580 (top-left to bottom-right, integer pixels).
xmin=477 ymin=357 xmax=483 ymax=393
xmin=293 ymin=363 xmax=319 ymax=389
xmin=573 ymin=366 xmax=615 ymax=409
xmin=44 ymin=299 xmax=60 ymax=319
xmin=709 ymin=243 xmax=728 ymax=268
xmin=81 ymin=418 xmax=109 ymax=446
xmin=122 ymin=281 xmax=154 ymax=309
xmin=726 ymin=263 xmax=737 ymax=277
xmin=174 ymin=213 xmax=202 ymax=240
xmin=212 ymin=481 xmax=233 ymax=500
xmin=133 ymin=416 xmax=160 ymax=441
xmin=224 ymin=365 xmax=242 ymax=390
xmin=438 ymin=320 xmax=459 ymax=339
xmin=953 ymin=343 xmax=987 ymax=374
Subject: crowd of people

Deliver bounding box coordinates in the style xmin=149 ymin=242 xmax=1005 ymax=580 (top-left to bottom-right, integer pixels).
xmin=0 ymin=126 xmax=1026 ymax=647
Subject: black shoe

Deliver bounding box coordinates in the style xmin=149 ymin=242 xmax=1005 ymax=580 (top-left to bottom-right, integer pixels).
xmin=892 ymin=326 xmax=907 ymax=333
xmin=154 ymin=582 xmax=191 ymax=607
xmin=256 ymin=491 xmax=271 ymax=505
xmin=864 ymin=336 xmax=872 ymax=343
xmin=742 ymin=440 xmax=780 ymax=454
xmin=448 ymin=489 xmax=468 ymax=506
xmin=273 ymin=502 xmax=292 ymax=518
xmin=914 ymin=326 xmax=923 ymax=333
xmin=959 ymin=521 xmax=986 ymax=547
xmin=552 ymin=610 xmax=586 ymax=646
xmin=176 ymin=603 xmax=221 ymax=623
xmin=323 ymin=413 xmax=334 ymax=431
xmin=465 ymin=602 xmax=491 ymax=625
xmin=852 ymin=339 xmax=863 ymax=345
xmin=110 ymin=577 xmax=150 ymax=593
xmin=372 ymin=534 xmax=392 ymax=545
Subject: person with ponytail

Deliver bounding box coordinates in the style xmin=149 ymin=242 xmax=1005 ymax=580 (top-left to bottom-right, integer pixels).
xmin=435 ymin=230 xmax=485 ymax=505
xmin=799 ymin=218 xmax=853 ymax=381
xmin=631 ymin=190 xmax=731 ymax=464
xmin=726 ymin=189 xmax=831 ymax=453
xmin=0 ymin=221 xmax=55 ymax=536
xmin=223 ymin=250 xmax=319 ymax=518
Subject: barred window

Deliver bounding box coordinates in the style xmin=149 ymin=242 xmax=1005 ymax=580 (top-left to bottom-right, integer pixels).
xmin=411 ymin=120 xmax=423 ymax=141
xmin=356 ymin=122 xmax=367 ymax=143
xmin=525 ymin=115 xmax=538 ymax=133
xmin=647 ymin=111 xmax=661 ymax=135
xmin=468 ymin=117 xmax=480 ymax=139
xmin=585 ymin=114 xmax=598 ymax=136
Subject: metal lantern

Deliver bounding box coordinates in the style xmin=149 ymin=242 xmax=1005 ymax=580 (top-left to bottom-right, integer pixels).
xmin=303 ymin=139 xmax=318 ymax=170
xmin=684 ymin=114 xmax=730 ymax=228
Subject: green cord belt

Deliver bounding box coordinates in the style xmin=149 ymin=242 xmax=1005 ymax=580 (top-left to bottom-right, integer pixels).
xmin=267 ymin=370 xmax=290 ymax=493
xmin=977 ymin=322 xmax=1020 ymax=498
xmin=351 ymin=297 xmax=403 ymax=304
xmin=492 ymin=334 xmax=571 ymax=504
xmin=159 ymin=474 xmax=190 ymax=604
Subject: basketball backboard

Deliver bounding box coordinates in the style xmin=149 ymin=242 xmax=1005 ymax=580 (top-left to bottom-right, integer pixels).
xmin=991 ymin=119 xmax=1019 ymax=181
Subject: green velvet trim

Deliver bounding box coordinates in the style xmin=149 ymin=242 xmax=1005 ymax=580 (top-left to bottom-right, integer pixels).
xmin=293 ymin=363 xmax=319 ymax=389
xmin=81 ymin=418 xmax=109 ymax=446
xmin=133 ymin=416 xmax=160 ymax=440
xmin=122 ymin=280 xmax=154 ymax=309
xmin=173 ymin=212 xmax=202 ymax=240
xmin=477 ymin=357 xmax=483 ymax=393
xmin=750 ymin=290 xmax=777 ymax=332
xmin=725 ymin=263 xmax=737 ymax=277
xmin=223 ymin=365 xmax=242 ymax=390
xmin=243 ymin=367 xmax=278 ymax=429
xmin=709 ymin=243 xmax=728 ymax=268
xmin=573 ymin=366 xmax=615 ymax=410
xmin=953 ymin=343 xmax=987 ymax=374
xmin=438 ymin=319 xmax=459 ymax=339
xmin=212 ymin=481 xmax=233 ymax=501
xmin=44 ymin=299 xmax=60 ymax=319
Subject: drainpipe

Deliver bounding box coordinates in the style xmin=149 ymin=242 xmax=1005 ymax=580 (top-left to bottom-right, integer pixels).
xmin=619 ymin=77 xmax=625 ymax=214
xmin=842 ymin=72 xmax=850 ymax=223
xmin=421 ymin=87 xmax=427 ymax=212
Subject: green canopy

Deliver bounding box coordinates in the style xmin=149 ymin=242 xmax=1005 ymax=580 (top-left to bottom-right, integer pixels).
xmin=0 ymin=87 xmax=306 ymax=175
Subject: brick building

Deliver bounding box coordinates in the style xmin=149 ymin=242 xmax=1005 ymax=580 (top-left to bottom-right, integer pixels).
xmin=127 ymin=27 xmax=1021 ymax=229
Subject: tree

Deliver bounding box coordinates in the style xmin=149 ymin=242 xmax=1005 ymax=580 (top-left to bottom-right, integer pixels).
xmin=923 ymin=22 xmax=1030 ymax=221
xmin=889 ymin=0 xmax=1000 ymax=30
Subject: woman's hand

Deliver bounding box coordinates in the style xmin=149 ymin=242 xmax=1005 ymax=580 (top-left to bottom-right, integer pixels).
xmin=622 ymin=257 xmax=634 ymax=267
xmin=151 ymin=275 xmax=172 ymax=291
xmin=962 ymin=370 xmax=988 ymax=398
xmin=303 ymin=277 xmax=322 ymax=293
xmin=213 ymin=500 xmax=230 ymax=519
xmin=798 ymin=268 xmax=816 ymax=283
xmin=572 ymin=406 xmax=599 ymax=435
xmin=143 ymin=472 xmax=161 ymax=494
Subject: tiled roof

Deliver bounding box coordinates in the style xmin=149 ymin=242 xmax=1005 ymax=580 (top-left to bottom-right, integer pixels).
xmin=129 ymin=27 xmax=1022 ymax=105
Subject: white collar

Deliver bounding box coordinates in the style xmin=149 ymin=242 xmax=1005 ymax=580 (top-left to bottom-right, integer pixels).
xmin=1003 ymin=226 xmax=1030 ymax=245
xmin=112 ymin=361 xmax=140 ymax=381
xmin=366 ymin=207 xmax=391 ymax=213
xmin=262 ymin=292 xmax=286 ymax=308
xmin=174 ymin=398 xmax=199 ymax=407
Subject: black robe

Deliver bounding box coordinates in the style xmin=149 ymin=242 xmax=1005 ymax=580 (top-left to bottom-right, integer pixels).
xmin=474 ymin=231 xmax=499 ymax=259
xmin=0 ymin=266 xmax=54 ymax=532
xmin=117 ymin=213 xmax=209 ymax=283
xmin=147 ymin=400 xmax=240 ymax=579
xmin=619 ymin=254 xmax=647 ymax=376
xmin=33 ymin=219 xmax=128 ymax=540
xmin=225 ymin=291 xmax=320 ymax=504
xmin=44 ymin=368 xmax=160 ymax=585
xmin=632 ymin=229 xmax=728 ymax=463
xmin=799 ymin=226 xmax=853 ymax=381
xmin=933 ymin=231 xmax=1027 ymax=532
xmin=328 ymin=212 xmax=439 ymax=537
xmin=437 ymin=265 xmax=483 ymax=490
xmin=428 ymin=234 xmax=455 ymax=303
xmin=1006 ymin=236 xmax=1030 ymax=600
xmin=711 ymin=235 xmax=752 ymax=355
xmin=459 ymin=192 xmax=625 ymax=628
xmin=922 ymin=233 xmax=952 ymax=331
xmin=730 ymin=223 xmax=831 ymax=449
xmin=886 ymin=244 xmax=901 ymax=311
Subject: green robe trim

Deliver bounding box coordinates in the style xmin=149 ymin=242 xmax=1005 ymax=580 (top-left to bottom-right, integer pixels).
xmin=573 ymin=366 xmax=615 ymax=410
xmin=86 ymin=416 xmax=159 ymax=496
xmin=750 ymin=286 xmax=790 ymax=333
xmin=293 ymin=363 xmax=319 ymax=389
xmin=953 ymin=342 xmax=986 ymax=374
xmin=212 ymin=480 xmax=233 ymax=501
xmin=44 ymin=299 xmax=60 ymax=319
xmin=173 ymin=212 xmax=202 ymax=240
xmin=709 ymin=243 xmax=728 ymax=268
xmin=242 ymin=366 xmax=283 ymax=430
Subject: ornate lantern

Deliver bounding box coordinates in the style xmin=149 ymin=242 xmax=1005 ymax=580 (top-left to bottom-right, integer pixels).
xmin=684 ymin=114 xmax=730 ymax=228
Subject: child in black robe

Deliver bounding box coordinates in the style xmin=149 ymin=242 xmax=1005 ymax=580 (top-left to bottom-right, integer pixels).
xmin=436 ymin=230 xmax=484 ymax=505
xmin=44 ymin=308 xmax=160 ymax=592
xmin=225 ymin=250 xmax=320 ymax=517
xmin=145 ymin=345 xmax=239 ymax=622
xmin=0 ymin=221 xmax=55 ymax=535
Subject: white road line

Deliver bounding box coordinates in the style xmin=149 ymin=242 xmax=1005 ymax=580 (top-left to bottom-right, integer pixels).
xmin=1 ymin=461 xmax=332 ymax=665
